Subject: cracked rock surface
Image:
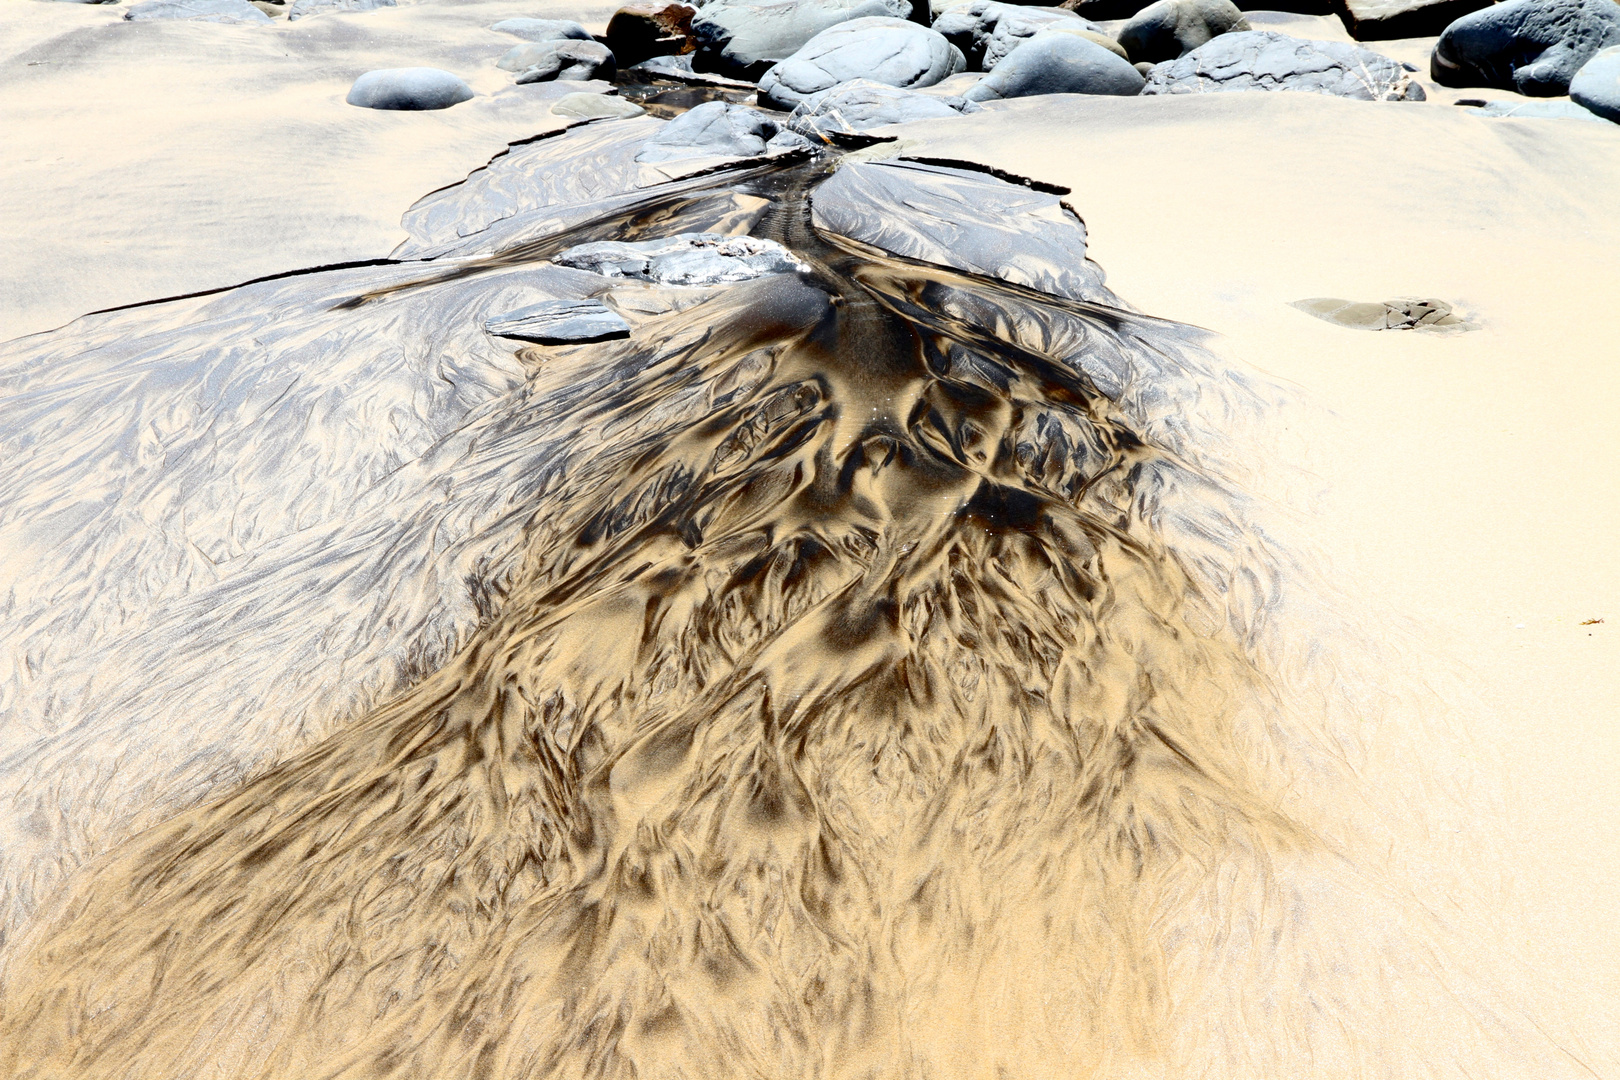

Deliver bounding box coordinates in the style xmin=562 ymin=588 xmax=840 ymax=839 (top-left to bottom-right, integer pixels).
xmin=1141 ymin=30 xmax=1426 ymax=99
xmin=788 ymin=79 xmax=980 ymax=139
xmin=553 ymin=233 xmax=811 ymax=285
xmin=483 ymin=299 xmax=633 ymax=343
xmin=758 ymin=17 xmax=966 ymax=109
xmin=1431 ymin=0 xmax=1620 ymax=96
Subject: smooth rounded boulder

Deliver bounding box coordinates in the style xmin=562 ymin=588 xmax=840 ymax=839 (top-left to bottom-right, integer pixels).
xmin=757 ymin=17 xmax=966 ymax=109
xmin=604 ymin=4 xmax=697 ymax=67
xmin=964 ymin=29 xmax=1146 ymax=98
xmin=1141 ymin=30 xmax=1425 ymax=99
xmin=345 ymin=68 xmax=475 ymax=110
xmin=691 ymin=0 xmax=917 ymax=79
xmin=932 ymin=2 xmax=1088 ymax=69
xmin=1118 ymin=0 xmax=1249 ymax=64
xmin=981 ymin=8 xmax=1101 ymax=68
xmin=1570 ymin=44 xmax=1620 ymax=120
xmin=1431 ymin=0 xmax=1620 ymax=96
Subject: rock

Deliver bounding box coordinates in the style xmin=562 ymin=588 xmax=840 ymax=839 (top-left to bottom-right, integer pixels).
xmin=345 ymin=68 xmax=475 ymax=110
xmin=982 ymin=7 xmax=1101 ymax=68
xmin=286 ymin=0 xmax=392 ymax=19
xmin=483 ymin=299 xmax=632 ymax=344
xmin=691 ymin=0 xmax=917 ymax=80
xmin=123 ymin=0 xmax=272 ymax=22
xmin=809 ymin=158 xmax=1113 ymax=302
xmin=1431 ymin=0 xmax=1620 ymax=96
xmin=627 ymin=53 xmax=759 ymax=87
xmin=964 ymin=29 xmax=1146 ymax=98
xmin=1290 ymin=297 xmax=1466 ymax=330
xmin=1570 ymin=44 xmax=1620 ymax=121
xmin=1118 ymin=0 xmax=1249 ymax=64
xmin=551 ymin=92 xmax=648 ymax=119
xmin=933 ymin=2 xmax=1088 ymax=69
xmin=757 ymin=17 xmax=966 ymax=109
xmin=508 ymin=41 xmax=619 ymax=83
xmin=1141 ymin=30 xmax=1426 ymax=99
xmin=1464 ymin=97 xmax=1608 ymax=119
xmin=605 ymin=4 xmax=697 ymax=67
xmin=787 ymin=79 xmax=981 ymax=139
xmin=635 ymin=100 xmax=805 ymax=162
xmin=500 ymin=40 xmax=616 ymax=77
xmin=553 ymin=234 xmax=810 ymax=285
xmin=1335 ymin=0 xmax=1493 ymax=41
xmin=489 ymin=17 xmax=593 ymax=42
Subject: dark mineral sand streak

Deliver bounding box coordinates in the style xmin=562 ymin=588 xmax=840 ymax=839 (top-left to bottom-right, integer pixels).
xmin=0 ymin=112 xmax=1569 ymax=1080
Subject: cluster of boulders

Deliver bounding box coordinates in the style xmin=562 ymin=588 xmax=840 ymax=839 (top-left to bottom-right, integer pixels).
xmin=107 ymin=0 xmax=1620 ymax=124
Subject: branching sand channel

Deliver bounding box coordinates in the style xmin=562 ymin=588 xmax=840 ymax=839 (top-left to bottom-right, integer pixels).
xmin=0 ymin=105 xmax=1595 ymax=1079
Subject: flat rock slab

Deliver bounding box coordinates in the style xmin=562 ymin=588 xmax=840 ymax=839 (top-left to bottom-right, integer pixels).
xmin=1142 ymin=30 xmax=1425 ymax=99
xmin=788 ymin=79 xmax=979 ymax=139
xmin=809 ymin=157 xmax=1113 ymax=302
xmin=1570 ymin=44 xmax=1620 ymax=121
xmin=1464 ymin=97 xmax=1608 ymax=120
xmin=1335 ymin=0 xmax=1492 ymax=41
xmin=346 ymin=68 xmax=475 ymax=111
xmin=551 ymin=93 xmax=648 ymax=120
xmin=483 ymin=299 xmax=633 ymax=343
xmin=553 ymin=233 xmax=810 ymax=285
xmin=635 ymin=100 xmax=810 ymax=163
xmin=691 ymin=0 xmax=916 ymax=79
xmin=1431 ymin=0 xmax=1620 ymax=96
xmin=1290 ymin=296 xmax=1467 ymax=330
xmin=758 ymin=17 xmax=966 ymax=109
xmin=124 ymin=0 xmax=272 ymax=22
xmin=287 ymin=0 xmax=394 ymax=21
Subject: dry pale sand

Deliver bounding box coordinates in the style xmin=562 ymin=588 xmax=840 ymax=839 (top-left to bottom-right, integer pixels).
xmin=1 ymin=0 xmax=1618 ymax=1075
xmin=899 ymin=89 xmax=1620 ymax=1062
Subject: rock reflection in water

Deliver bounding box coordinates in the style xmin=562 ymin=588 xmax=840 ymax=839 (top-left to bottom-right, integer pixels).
xmin=0 ymin=122 xmax=1589 ymax=1080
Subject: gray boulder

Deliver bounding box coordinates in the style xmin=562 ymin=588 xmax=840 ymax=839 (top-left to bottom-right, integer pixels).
xmin=287 ymin=0 xmax=393 ymax=19
xmin=933 ymin=2 xmax=1089 ymax=69
xmin=1336 ymin=0 xmax=1494 ymax=41
xmin=489 ymin=17 xmax=593 ymax=42
xmin=507 ymin=40 xmax=618 ymax=83
xmin=1141 ymin=30 xmax=1426 ymax=99
xmin=484 ymin=299 xmax=632 ymax=344
xmin=553 ymin=234 xmax=810 ymax=285
xmin=982 ymin=8 xmax=1102 ymax=68
xmin=809 ymin=158 xmax=1113 ymax=302
xmin=345 ymin=68 xmax=475 ymax=110
xmin=123 ymin=0 xmax=272 ymax=22
xmin=635 ymin=100 xmax=809 ymax=162
xmin=787 ymin=79 xmax=981 ymax=139
xmin=1118 ymin=0 xmax=1249 ymax=64
xmin=964 ymin=29 xmax=1146 ymax=98
xmin=1570 ymin=44 xmax=1620 ymax=121
xmin=1431 ymin=0 xmax=1620 ymax=96
xmin=692 ymin=0 xmax=917 ymax=80
xmin=758 ymin=17 xmax=966 ymax=109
